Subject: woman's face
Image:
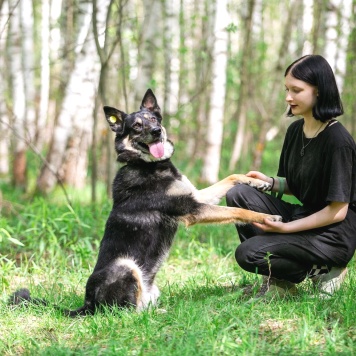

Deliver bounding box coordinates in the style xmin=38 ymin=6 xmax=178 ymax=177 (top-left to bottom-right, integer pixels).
xmin=285 ymin=73 xmax=318 ymax=119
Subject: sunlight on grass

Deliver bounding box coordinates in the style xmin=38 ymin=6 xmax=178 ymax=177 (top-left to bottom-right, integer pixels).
xmin=0 ymin=194 xmax=355 ymax=355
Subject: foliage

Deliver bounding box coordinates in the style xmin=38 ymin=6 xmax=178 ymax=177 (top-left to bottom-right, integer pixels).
xmin=0 ymin=184 xmax=355 ymax=355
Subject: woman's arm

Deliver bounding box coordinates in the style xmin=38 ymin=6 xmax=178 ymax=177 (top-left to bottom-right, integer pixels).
xmin=254 ymin=201 xmax=349 ymax=233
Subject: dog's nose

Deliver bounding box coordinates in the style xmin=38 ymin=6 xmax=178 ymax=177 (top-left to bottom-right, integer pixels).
xmin=151 ymin=127 xmax=162 ymax=137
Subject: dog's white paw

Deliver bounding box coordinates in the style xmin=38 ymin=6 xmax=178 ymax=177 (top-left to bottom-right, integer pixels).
xmin=247 ymin=179 xmax=271 ymax=192
xmin=266 ymin=215 xmax=283 ymax=222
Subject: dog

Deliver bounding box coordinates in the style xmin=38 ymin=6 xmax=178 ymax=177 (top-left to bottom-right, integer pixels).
xmin=11 ymin=89 xmax=281 ymax=315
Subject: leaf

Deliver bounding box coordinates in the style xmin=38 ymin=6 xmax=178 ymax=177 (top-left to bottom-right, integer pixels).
xmin=7 ymin=237 xmax=25 ymax=246
xmin=0 ymin=228 xmax=25 ymax=246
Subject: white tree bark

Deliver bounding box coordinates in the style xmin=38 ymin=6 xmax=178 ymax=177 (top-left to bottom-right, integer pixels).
xmin=20 ymin=0 xmax=36 ymax=141
xmin=37 ymin=0 xmax=51 ymax=149
xmin=37 ymin=0 xmax=111 ymax=193
xmin=163 ymin=0 xmax=180 ymax=117
xmin=324 ymin=0 xmax=353 ymax=91
xmin=134 ymin=0 xmax=163 ymax=105
xmin=9 ymin=0 xmax=27 ymax=186
xmin=201 ymin=0 xmax=229 ymax=183
xmin=0 ymin=1 xmax=10 ymax=176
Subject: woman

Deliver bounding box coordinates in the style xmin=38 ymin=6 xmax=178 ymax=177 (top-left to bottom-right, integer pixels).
xmin=226 ymin=54 xmax=356 ymax=298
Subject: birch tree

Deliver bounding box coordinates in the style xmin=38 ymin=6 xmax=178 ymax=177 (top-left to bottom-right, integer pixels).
xmin=162 ymin=0 xmax=180 ymax=120
xmin=188 ymin=0 xmax=214 ymax=163
xmin=8 ymin=0 xmax=27 ymax=187
xmin=20 ymin=0 xmax=36 ymax=142
xmin=37 ymin=0 xmax=50 ymax=148
xmin=342 ymin=0 xmax=356 ymax=135
xmin=228 ymin=0 xmax=255 ymax=171
xmin=324 ymin=0 xmax=353 ymax=91
xmin=134 ymin=0 xmax=163 ymax=106
xmin=0 ymin=1 xmax=9 ymax=176
xmin=36 ymin=0 xmax=111 ymax=193
xmin=251 ymin=0 xmax=298 ymax=170
xmin=201 ymin=0 xmax=228 ymax=183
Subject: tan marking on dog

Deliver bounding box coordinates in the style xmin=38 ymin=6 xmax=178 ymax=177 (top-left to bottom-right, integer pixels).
xmin=194 ymin=174 xmax=271 ymax=205
xmin=122 ymin=137 xmax=139 ymax=153
xmin=114 ymin=258 xmax=145 ymax=310
xmin=181 ymin=205 xmax=282 ymax=227
xmin=131 ymin=267 xmax=143 ymax=308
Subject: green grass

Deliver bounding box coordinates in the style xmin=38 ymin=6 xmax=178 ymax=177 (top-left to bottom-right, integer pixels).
xmin=0 ymin=192 xmax=355 ymax=355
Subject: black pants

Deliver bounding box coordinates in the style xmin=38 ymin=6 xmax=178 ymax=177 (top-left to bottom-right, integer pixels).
xmin=226 ymin=184 xmax=334 ymax=284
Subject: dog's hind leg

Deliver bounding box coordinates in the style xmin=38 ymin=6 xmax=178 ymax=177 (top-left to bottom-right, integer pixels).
xmin=194 ymin=174 xmax=271 ymax=205
xmin=138 ymin=284 xmax=160 ymax=311
xmin=181 ymin=204 xmax=282 ymax=226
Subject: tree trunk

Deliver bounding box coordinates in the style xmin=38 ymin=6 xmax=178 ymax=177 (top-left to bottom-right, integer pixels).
xmin=0 ymin=1 xmax=9 ymax=176
xmin=36 ymin=2 xmax=98 ymax=193
xmin=9 ymin=0 xmax=27 ymax=188
xmin=201 ymin=0 xmax=229 ymax=184
xmin=188 ymin=0 xmax=214 ymax=166
xmin=342 ymin=0 xmax=356 ymax=135
xmin=20 ymin=0 xmax=36 ymax=142
xmin=251 ymin=0 xmax=297 ymax=171
xmin=228 ymin=0 xmax=255 ymax=171
xmin=134 ymin=0 xmax=162 ymax=106
xmin=37 ymin=0 xmax=50 ymax=149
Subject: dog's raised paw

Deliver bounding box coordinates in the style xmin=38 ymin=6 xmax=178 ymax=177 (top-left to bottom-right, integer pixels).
xmin=266 ymin=215 xmax=283 ymax=222
xmin=247 ymin=179 xmax=271 ymax=192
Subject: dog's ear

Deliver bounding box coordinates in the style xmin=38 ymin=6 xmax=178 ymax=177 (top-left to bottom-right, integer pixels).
xmin=103 ymin=106 xmax=126 ymax=132
xmin=140 ymin=89 xmax=161 ymax=115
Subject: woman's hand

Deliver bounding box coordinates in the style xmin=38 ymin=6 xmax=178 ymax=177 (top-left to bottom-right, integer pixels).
xmin=246 ymin=171 xmax=273 ymax=186
xmin=253 ymin=219 xmax=289 ymax=233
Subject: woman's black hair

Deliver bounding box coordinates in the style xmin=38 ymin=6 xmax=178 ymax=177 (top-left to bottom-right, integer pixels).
xmin=285 ymin=54 xmax=343 ymax=122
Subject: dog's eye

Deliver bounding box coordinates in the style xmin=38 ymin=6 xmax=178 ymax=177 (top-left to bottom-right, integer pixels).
xmin=149 ymin=117 xmax=157 ymax=123
xmin=133 ymin=123 xmax=142 ymax=131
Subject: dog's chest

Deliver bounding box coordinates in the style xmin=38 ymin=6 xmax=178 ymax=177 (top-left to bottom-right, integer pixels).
xmin=115 ymin=164 xmax=191 ymax=195
xmin=166 ymin=175 xmax=197 ymax=197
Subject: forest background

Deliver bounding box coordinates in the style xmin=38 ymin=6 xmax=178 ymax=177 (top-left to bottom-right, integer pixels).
xmin=0 ymin=1 xmax=355 ymax=354
xmin=0 ymin=0 xmax=355 ymax=204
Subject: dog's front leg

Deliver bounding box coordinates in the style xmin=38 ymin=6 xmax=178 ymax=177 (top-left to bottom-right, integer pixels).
xmin=194 ymin=174 xmax=271 ymax=205
xmin=181 ymin=204 xmax=282 ymax=226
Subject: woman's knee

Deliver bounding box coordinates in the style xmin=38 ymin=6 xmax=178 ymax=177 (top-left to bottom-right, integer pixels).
xmin=226 ymin=184 xmax=256 ymax=208
xmin=235 ymin=241 xmax=256 ymax=272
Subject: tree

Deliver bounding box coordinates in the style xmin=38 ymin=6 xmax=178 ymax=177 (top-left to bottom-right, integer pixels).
xmin=200 ymin=0 xmax=229 ymax=183
xmin=228 ymin=0 xmax=255 ymax=171
xmin=134 ymin=0 xmax=163 ymax=106
xmin=8 ymin=0 xmax=27 ymax=188
xmin=0 ymin=1 xmax=9 ymax=177
xmin=37 ymin=0 xmax=50 ymax=149
xmin=36 ymin=1 xmax=104 ymax=193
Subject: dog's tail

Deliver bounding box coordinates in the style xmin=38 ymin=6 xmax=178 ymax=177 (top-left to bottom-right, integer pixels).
xmin=9 ymin=288 xmax=94 ymax=317
xmin=10 ymin=288 xmax=48 ymax=306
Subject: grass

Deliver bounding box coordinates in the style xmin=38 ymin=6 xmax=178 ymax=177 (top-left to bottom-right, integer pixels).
xmin=0 ymin=191 xmax=355 ymax=355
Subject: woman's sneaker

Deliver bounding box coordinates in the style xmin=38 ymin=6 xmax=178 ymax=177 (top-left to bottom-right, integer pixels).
xmin=251 ymin=276 xmax=297 ymax=301
xmin=311 ymin=267 xmax=348 ymax=297
xmin=267 ymin=278 xmax=297 ymax=297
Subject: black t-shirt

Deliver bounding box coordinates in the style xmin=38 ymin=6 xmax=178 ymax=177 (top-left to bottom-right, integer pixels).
xmin=278 ymin=118 xmax=356 ymax=211
xmin=277 ymin=118 xmax=356 ymax=265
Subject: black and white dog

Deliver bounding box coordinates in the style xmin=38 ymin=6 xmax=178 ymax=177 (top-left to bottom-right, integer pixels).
xmin=12 ymin=89 xmax=281 ymax=315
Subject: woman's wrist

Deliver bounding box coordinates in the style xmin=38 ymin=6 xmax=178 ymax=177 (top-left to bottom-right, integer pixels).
xmin=276 ymin=177 xmax=285 ymax=198
xmin=269 ymin=176 xmax=285 ymax=198
xmin=269 ymin=177 xmax=275 ymax=191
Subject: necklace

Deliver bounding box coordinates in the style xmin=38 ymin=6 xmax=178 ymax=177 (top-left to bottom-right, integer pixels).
xmin=300 ymin=122 xmax=324 ymax=157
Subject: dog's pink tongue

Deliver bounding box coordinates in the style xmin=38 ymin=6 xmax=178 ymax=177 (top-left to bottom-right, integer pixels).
xmin=148 ymin=142 xmax=164 ymax=158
